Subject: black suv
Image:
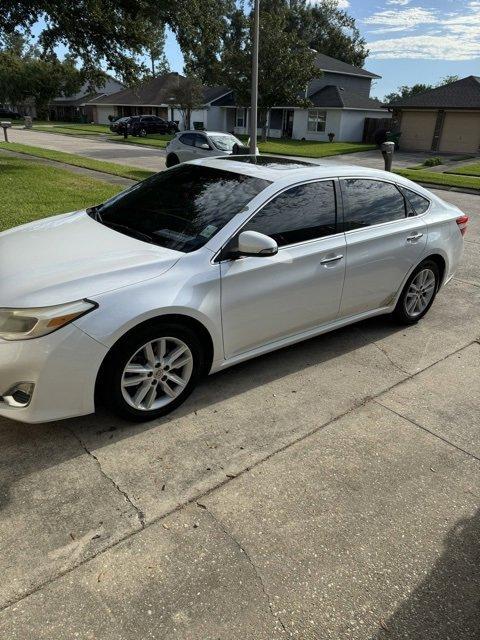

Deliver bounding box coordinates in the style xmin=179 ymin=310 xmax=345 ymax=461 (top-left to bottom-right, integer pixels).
xmin=110 ymin=115 xmax=178 ymax=137
xmin=0 ymin=108 xmax=21 ymax=119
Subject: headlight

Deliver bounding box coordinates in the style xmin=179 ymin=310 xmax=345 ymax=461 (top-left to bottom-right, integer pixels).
xmin=0 ymin=299 xmax=97 ymax=341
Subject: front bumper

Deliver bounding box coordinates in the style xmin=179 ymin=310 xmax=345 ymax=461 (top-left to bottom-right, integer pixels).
xmin=0 ymin=324 xmax=108 ymax=423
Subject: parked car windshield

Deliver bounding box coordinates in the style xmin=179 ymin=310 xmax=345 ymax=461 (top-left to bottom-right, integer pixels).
xmin=90 ymin=165 xmax=271 ymax=252
xmin=209 ymin=134 xmax=242 ymax=152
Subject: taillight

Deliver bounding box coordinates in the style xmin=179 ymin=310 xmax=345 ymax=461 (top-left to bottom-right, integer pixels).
xmin=456 ymin=215 xmax=469 ymax=237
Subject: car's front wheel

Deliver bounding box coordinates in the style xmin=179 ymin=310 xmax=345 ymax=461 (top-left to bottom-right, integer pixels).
xmin=100 ymin=322 xmax=204 ymax=421
xmin=138 ymin=128 xmax=147 ymax=137
xmin=393 ymin=259 xmax=440 ymax=324
xmin=166 ymin=153 xmax=179 ymax=168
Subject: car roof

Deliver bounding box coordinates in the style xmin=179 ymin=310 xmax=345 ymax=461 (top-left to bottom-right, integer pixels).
xmin=180 ymin=130 xmax=236 ymax=136
xmin=186 ymin=155 xmax=436 ymax=197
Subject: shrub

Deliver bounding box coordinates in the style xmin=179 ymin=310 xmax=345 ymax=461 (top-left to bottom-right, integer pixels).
xmin=423 ymin=157 xmax=443 ymax=167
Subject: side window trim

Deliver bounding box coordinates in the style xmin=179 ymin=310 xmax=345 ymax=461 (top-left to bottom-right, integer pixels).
xmin=215 ymin=178 xmax=343 ymax=263
xmin=339 ymin=177 xmax=414 ymax=233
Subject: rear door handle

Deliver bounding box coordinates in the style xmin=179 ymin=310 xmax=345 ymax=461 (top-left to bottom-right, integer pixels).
xmin=320 ymin=254 xmax=344 ymax=265
xmin=406 ymin=232 xmax=424 ymax=242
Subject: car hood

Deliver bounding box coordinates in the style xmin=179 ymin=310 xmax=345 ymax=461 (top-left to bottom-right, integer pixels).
xmin=0 ymin=211 xmax=182 ymax=307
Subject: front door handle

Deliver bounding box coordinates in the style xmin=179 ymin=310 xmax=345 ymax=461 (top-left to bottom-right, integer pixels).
xmin=406 ymin=232 xmax=424 ymax=242
xmin=320 ymin=254 xmax=344 ymax=265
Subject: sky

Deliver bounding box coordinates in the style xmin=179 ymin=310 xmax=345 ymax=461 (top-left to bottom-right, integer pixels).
xmin=31 ymin=0 xmax=480 ymax=99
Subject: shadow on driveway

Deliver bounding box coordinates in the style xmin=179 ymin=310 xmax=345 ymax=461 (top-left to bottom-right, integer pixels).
xmin=373 ymin=507 xmax=480 ymax=640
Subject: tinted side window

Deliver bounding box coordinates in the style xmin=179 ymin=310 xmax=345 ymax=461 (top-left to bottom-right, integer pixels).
xmin=399 ymin=186 xmax=430 ymax=215
xmin=194 ymin=134 xmax=209 ymax=148
xmin=342 ymin=179 xmax=406 ymax=230
xmin=243 ymin=181 xmax=337 ymax=247
xmin=180 ymin=133 xmax=195 ymax=146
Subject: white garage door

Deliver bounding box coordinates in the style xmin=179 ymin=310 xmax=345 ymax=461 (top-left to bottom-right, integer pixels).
xmin=439 ymin=112 xmax=480 ymax=154
xmin=400 ymin=111 xmax=436 ymax=151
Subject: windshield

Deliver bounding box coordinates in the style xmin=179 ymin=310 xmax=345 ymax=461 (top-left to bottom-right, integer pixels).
xmin=209 ymin=134 xmax=242 ymax=152
xmin=90 ymin=165 xmax=270 ymax=253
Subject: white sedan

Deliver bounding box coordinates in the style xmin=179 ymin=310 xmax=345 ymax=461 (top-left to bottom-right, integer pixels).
xmin=0 ymin=156 xmax=468 ymax=423
xmin=165 ymin=130 xmax=256 ymax=166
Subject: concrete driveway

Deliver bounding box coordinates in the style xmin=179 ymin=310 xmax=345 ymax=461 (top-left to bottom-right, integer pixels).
xmin=0 ymin=159 xmax=479 ymax=636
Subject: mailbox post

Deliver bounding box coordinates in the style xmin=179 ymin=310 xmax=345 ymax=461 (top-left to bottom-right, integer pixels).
xmin=1 ymin=121 xmax=12 ymax=142
xmin=381 ymin=140 xmax=395 ymax=172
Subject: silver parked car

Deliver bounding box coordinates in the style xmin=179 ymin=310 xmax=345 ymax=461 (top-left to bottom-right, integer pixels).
xmin=0 ymin=156 xmax=468 ymax=424
xmin=165 ymin=130 xmax=256 ymax=167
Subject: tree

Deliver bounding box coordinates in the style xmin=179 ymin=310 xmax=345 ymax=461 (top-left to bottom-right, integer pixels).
xmin=0 ymin=35 xmax=83 ymax=118
xmin=285 ymin=0 xmax=368 ymax=67
xmin=385 ymin=75 xmax=461 ymax=104
xmin=384 ymin=84 xmax=433 ymax=105
xmin=220 ymin=0 xmax=318 ymax=141
xmin=143 ymin=23 xmax=170 ymax=78
xmin=170 ymin=76 xmax=204 ymax=130
xmin=0 ymin=0 xmax=232 ymax=83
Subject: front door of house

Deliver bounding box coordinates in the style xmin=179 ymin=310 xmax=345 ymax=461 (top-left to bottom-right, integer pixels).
xmin=282 ymin=109 xmax=294 ymax=138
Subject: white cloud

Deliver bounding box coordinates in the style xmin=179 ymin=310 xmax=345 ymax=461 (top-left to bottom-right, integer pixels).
xmin=308 ymin=0 xmax=350 ymax=6
xmin=364 ymin=8 xmax=437 ymax=30
xmin=386 ymin=0 xmax=411 ymax=5
xmin=366 ymin=2 xmax=480 ymax=60
xmin=368 ymin=34 xmax=480 ymax=60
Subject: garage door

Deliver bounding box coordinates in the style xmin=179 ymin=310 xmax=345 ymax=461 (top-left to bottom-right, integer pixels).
xmin=439 ymin=112 xmax=480 ymax=154
xmin=400 ymin=111 xmax=436 ymax=151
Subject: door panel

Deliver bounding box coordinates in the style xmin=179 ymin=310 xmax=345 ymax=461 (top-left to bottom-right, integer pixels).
xmin=220 ymin=235 xmax=346 ymax=358
xmin=340 ymin=218 xmax=427 ymax=316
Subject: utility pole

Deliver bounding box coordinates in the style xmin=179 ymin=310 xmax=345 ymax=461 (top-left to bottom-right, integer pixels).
xmin=249 ymin=0 xmax=260 ymax=155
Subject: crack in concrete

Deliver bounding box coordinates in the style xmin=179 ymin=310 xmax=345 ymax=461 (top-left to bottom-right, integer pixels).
xmin=354 ymin=326 xmax=411 ymax=376
xmin=65 ymin=426 xmax=146 ymax=528
xmin=374 ymin=400 xmax=480 ymax=463
xmin=1 ymin=339 xmax=478 ymax=615
xmin=202 ymin=506 xmax=288 ymax=636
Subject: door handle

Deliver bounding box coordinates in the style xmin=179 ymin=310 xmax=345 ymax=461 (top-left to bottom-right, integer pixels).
xmin=320 ymin=254 xmax=344 ymax=265
xmin=406 ymin=232 xmax=424 ymax=242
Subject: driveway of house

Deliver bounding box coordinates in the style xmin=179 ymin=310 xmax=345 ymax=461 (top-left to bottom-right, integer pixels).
xmin=1 ymin=138 xmax=479 ymax=638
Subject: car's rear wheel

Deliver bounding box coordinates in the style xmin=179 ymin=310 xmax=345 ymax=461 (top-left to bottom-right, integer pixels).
xmin=166 ymin=153 xmax=179 ymax=168
xmin=138 ymin=128 xmax=147 ymax=137
xmin=101 ymin=322 xmax=204 ymax=421
xmin=393 ymin=259 xmax=440 ymax=324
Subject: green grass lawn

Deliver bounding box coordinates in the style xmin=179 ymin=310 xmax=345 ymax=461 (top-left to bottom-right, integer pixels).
xmin=34 ymin=125 xmax=110 ymax=137
xmin=444 ymin=162 xmax=480 ymax=177
xmin=109 ymin=133 xmax=173 ymax=148
xmin=394 ymin=168 xmax=480 ymax=191
xmin=0 ymin=142 xmax=155 ymax=181
xmin=257 ymin=139 xmax=376 ymax=157
xmin=0 ymin=153 xmax=122 ymax=231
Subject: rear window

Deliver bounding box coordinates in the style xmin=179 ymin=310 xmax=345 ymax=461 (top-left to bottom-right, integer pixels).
xmin=399 ymin=186 xmax=430 ymax=215
xmin=94 ymin=165 xmax=271 ymax=253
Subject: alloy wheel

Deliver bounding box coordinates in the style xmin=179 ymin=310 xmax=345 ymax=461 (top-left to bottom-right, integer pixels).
xmin=404 ymin=268 xmax=436 ymax=318
xmin=121 ymin=337 xmax=193 ymax=411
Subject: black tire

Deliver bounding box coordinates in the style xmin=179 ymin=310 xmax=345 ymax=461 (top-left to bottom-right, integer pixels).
xmin=139 ymin=128 xmax=147 ymax=137
xmin=166 ymin=153 xmax=179 ymax=168
xmin=393 ymin=259 xmax=440 ymax=325
xmin=99 ymin=322 xmax=204 ymax=422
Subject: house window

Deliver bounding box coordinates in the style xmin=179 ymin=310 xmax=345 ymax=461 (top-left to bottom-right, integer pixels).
xmin=236 ymin=108 xmax=246 ymax=128
xmin=307 ymin=109 xmax=327 ymax=133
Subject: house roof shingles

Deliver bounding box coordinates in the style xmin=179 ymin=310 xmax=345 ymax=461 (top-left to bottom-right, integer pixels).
xmin=90 ymin=73 xmax=231 ymax=107
xmin=388 ymin=76 xmax=480 ymax=109
xmin=314 ymin=53 xmax=380 ymax=79
xmin=309 ymin=85 xmax=384 ymax=110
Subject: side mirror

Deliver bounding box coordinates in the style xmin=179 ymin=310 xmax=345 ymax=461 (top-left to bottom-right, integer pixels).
xmin=236 ymin=230 xmax=278 ymax=257
xmin=199 ymin=143 xmax=211 ymax=150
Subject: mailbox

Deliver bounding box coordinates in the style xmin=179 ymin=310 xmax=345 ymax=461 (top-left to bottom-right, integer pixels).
xmin=1 ymin=121 xmax=12 ymax=142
